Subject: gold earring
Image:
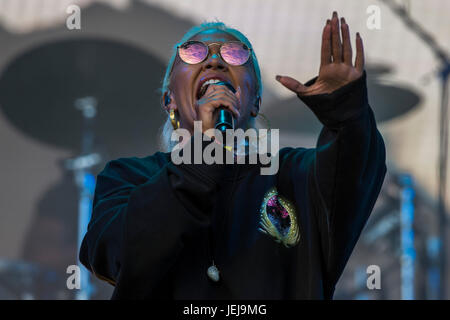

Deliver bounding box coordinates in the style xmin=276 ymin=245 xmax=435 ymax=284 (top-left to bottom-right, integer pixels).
xmin=169 ymin=109 xmax=180 ymax=130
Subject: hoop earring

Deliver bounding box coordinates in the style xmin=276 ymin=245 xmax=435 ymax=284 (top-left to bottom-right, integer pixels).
xmin=169 ymin=109 xmax=180 ymax=130
xmin=257 ymin=112 xmax=271 ymax=130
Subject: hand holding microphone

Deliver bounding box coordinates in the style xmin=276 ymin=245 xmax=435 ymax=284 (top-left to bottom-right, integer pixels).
xmin=195 ymin=81 xmax=241 ymax=135
xmin=214 ymin=81 xmax=237 ymax=133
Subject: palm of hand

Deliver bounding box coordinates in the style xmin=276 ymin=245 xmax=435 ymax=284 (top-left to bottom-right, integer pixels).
xmin=276 ymin=11 xmax=364 ymax=96
xmin=308 ymin=63 xmax=362 ymax=95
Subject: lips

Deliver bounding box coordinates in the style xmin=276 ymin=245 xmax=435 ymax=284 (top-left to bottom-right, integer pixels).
xmin=195 ymin=75 xmax=234 ymax=100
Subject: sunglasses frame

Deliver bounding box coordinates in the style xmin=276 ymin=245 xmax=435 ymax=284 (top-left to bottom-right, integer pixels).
xmin=177 ymin=40 xmax=252 ymax=66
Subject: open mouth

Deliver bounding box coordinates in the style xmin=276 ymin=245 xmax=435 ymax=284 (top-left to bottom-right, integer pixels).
xmin=196 ymin=77 xmax=236 ymax=100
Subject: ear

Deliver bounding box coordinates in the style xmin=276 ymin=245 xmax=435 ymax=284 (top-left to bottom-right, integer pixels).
xmin=250 ymin=96 xmax=261 ymax=117
xmin=162 ymin=91 xmax=177 ymax=113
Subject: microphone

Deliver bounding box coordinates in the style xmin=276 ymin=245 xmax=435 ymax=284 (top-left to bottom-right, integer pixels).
xmin=214 ymin=81 xmax=236 ymax=133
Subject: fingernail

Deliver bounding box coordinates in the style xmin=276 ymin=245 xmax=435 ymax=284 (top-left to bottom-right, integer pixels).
xmin=326 ymin=19 xmax=331 ymax=25
xmin=275 ymin=75 xmax=282 ymax=81
xmin=341 ymin=17 xmax=345 ymax=24
xmin=333 ymin=11 xmax=337 ymax=17
xmin=357 ymin=32 xmax=360 ymax=38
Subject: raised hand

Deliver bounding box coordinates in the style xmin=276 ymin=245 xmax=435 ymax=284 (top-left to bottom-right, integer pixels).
xmin=276 ymin=11 xmax=364 ymax=96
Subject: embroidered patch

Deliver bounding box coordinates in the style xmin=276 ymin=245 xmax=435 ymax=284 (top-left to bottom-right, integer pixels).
xmin=258 ymin=186 xmax=300 ymax=247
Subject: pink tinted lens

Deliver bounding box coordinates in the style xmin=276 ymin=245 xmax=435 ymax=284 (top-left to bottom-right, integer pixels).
xmin=220 ymin=42 xmax=250 ymax=66
xmin=178 ymin=41 xmax=208 ymax=64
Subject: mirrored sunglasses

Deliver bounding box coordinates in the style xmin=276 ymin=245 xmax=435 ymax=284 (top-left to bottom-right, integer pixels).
xmin=177 ymin=40 xmax=251 ymax=66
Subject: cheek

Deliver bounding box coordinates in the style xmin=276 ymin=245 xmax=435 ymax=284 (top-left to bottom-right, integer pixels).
xmin=173 ymin=67 xmax=193 ymax=90
xmin=241 ymin=72 xmax=258 ymax=105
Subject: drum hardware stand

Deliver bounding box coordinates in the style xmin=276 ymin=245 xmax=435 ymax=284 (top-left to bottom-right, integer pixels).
xmin=380 ymin=0 xmax=449 ymax=299
xmin=65 ymin=97 xmax=102 ymax=300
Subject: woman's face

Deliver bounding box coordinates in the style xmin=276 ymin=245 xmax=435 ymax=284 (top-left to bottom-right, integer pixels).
xmin=166 ymin=30 xmax=259 ymax=133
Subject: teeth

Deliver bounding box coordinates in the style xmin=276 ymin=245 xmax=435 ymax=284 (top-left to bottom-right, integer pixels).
xmin=197 ymin=79 xmax=230 ymax=99
xmin=201 ymin=79 xmax=222 ymax=90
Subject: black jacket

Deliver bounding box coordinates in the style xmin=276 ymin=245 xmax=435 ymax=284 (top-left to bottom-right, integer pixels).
xmin=80 ymin=71 xmax=386 ymax=299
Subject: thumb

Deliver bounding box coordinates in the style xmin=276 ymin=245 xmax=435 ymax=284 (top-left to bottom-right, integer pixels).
xmin=275 ymin=75 xmax=308 ymax=95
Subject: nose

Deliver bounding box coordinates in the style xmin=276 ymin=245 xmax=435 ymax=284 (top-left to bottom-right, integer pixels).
xmin=202 ymin=45 xmax=227 ymax=71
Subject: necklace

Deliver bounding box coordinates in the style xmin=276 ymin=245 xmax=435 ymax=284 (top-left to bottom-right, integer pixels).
xmin=206 ymin=163 xmax=240 ymax=282
xmin=206 ymin=216 xmax=220 ymax=282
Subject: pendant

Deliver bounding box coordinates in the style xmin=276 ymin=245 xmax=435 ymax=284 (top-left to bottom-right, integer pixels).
xmin=207 ymin=263 xmax=220 ymax=282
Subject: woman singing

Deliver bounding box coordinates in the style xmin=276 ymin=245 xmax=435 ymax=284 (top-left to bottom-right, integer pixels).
xmin=80 ymin=11 xmax=386 ymax=299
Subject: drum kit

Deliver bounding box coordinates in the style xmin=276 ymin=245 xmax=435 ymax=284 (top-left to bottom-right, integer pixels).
xmin=0 ymin=37 xmax=166 ymax=299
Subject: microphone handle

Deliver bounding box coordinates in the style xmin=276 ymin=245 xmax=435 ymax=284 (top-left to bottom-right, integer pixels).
xmin=215 ymin=107 xmax=234 ymax=133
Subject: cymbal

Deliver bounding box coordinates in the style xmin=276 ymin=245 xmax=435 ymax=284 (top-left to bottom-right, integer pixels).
xmin=0 ymin=38 xmax=167 ymax=158
xmin=263 ymin=65 xmax=421 ymax=134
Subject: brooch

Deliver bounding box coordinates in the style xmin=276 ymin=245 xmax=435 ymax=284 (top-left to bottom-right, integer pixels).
xmin=258 ymin=187 xmax=300 ymax=248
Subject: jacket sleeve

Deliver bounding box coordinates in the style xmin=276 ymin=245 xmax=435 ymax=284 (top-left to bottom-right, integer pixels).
xmin=79 ymin=137 xmax=226 ymax=298
xmin=279 ymin=71 xmax=387 ymax=295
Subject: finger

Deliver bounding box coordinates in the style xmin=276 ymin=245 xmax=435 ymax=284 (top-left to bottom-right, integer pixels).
xmin=355 ymin=32 xmax=365 ymax=72
xmin=196 ymin=96 xmax=241 ymax=120
xmin=209 ymin=96 xmax=241 ymax=118
xmin=341 ymin=17 xmax=352 ymax=65
xmin=201 ymin=90 xmax=240 ymax=116
xmin=209 ymin=83 xmax=237 ymax=94
xmin=235 ymin=85 xmax=241 ymax=104
xmin=211 ymin=83 xmax=239 ymax=97
xmin=207 ymin=84 xmax=239 ymax=100
xmin=205 ymin=93 xmax=238 ymax=106
xmin=321 ymin=19 xmax=332 ymax=66
xmin=331 ymin=11 xmax=342 ymax=63
xmin=275 ymin=75 xmax=308 ymax=95
xmin=206 ymin=85 xmax=239 ymax=103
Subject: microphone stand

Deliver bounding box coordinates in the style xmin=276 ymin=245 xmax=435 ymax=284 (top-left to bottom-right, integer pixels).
xmin=380 ymin=0 xmax=450 ymax=299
